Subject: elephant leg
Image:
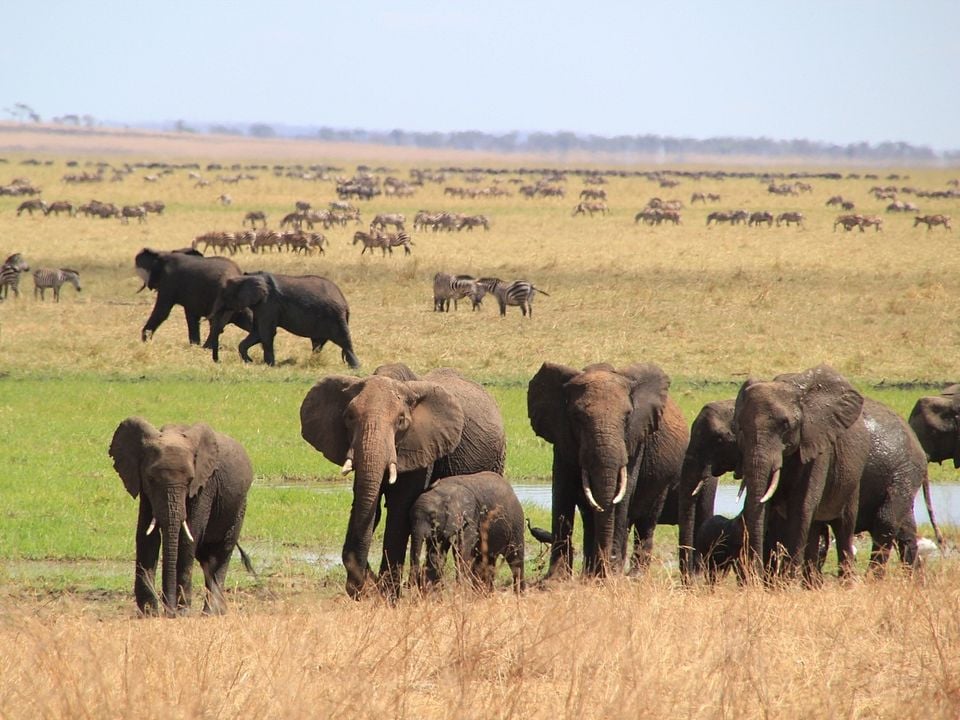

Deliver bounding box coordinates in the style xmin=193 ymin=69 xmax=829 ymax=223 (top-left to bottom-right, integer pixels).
xmin=134 ymin=498 xmax=161 ymax=614
xmin=830 ymin=506 xmax=860 ymax=582
xmin=426 ymin=537 xmax=450 ymax=586
xmin=260 ymin=326 xmax=278 ymax=366
xmin=175 ymin=529 xmax=197 ymax=613
xmin=197 ymin=543 xmax=232 ymax=615
xmin=237 ymin=329 xmax=261 ymax=363
xmin=547 ymin=460 xmax=577 ymax=578
xmin=141 ymin=296 xmax=175 ymax=341
xmin=379 ymin=476 xmax=423 ymax=598
xmin=580 ymin=506 xmax=598 ymax=576
xmin=185 ymin=311 xmax=202 ymax=345
xmin=311 ymin=338 xmax=328 ymax=353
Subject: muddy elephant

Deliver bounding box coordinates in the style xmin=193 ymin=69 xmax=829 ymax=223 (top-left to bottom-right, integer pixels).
xmin=300 ymin=364 xmax=506 ymax=599
xmin=527 ymin=362 xmax=688 ymax=578
xmin=136 ymin=248 xmax=252 ymax=347
xmin=734 ymin=364 xmax=938 ymax=581
xmin=677 ymin=399 xmax=739 ymax=581
xmin=208 ymin=271 xmax=359 ymax=367
xmin=109 ymin=417 xmax=254 ymax=617
xmin=909 ymin=385 xmax=960 ymax=469
xmin=409 ymin=472 xmax=524 ymax=593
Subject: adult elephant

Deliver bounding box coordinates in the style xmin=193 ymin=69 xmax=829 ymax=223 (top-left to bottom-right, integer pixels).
xmin=207 ymin=271 xmax=360 ymax=368
xmin=109 ymin=417 xmax=254 ymax=617
xmin=677 ymin=399 xmax=739 ymax=581
xmin=528 ymin=362 xmax=688 ymax=578
xmin=300 ymin=363 xmax=506 ymax=599
xmin=135 ymin=248 xmax=252 ymax=350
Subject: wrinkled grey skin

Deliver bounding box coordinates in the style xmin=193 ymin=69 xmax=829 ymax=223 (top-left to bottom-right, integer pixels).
xmin=677 ymin=399 xmax=738 ymax=581
xmin=409 ymin=472 xmax=524 ymax=593
xmin=300 ymin=364 xmax=506 ymax=599
xmin=528 ymin=362 xmax=688 ymax=579
xmin=135 ymin=248 xmax=252 ymax=348
xmin=109 ymin=417 xmax=253 ymax=617
xmin=208 ymin=271 xmax=359 ymax=368
xmin=735 ymin=365 xmax=938 ymax=581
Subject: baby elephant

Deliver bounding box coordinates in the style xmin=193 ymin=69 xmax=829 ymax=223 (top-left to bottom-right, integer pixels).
xmin=109 ymin=417 xmax=254 ymax=617
xmin=409 ymin=472 xmax=525 ymax=593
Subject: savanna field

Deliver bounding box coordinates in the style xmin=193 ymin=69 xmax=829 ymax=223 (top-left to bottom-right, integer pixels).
xmin=0 ymin=127 xmax=958 ymax=718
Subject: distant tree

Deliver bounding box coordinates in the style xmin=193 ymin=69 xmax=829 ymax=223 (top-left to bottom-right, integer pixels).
xmin=174 ymin=119 xmax=195 ymax=133
xmin=249 ymin=123 xmax=276 ymax=138
xmin=209 ymin=124 xmax=241 ymax=135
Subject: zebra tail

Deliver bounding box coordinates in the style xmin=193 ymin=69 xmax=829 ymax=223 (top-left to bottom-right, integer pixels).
xmin=534 ymin=287 xmax=550 ymax=296
xmin=237 ymin=543 xmax=257 ymax=576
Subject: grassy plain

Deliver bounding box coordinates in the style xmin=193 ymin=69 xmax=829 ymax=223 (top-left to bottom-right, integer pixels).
xmin=0 ymin=128 xmax=958 ymax=718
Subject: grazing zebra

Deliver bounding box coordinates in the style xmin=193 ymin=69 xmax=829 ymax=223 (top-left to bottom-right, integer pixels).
xmin=433 ymin=272 xmax=482 ymax=312
xmin=353 ymin=230 xmax=390 ymax=256
xmin=141 ymin=201 xmax=165 ymax=215
xmin=834 ymin=214 xmax=864 ymax=232
xmin=371 ymin=213 xmax=406 ymax=232
xmin=776 ymin=212 xmax=805 ymax=227
xmin=44 ymin=200 xmax=75 ymax=216
xmin=33 ymin=268 xmax=82 ymax=302
xmin=480 ymin=278 xmax=550 ymax=317
xmin=571 ymin=201 xmax=609 ymax=217
xmin=243 ymin=210 xmax=267 ymax=228
xmin=120 ymin=205 xmax=148 ymax=224
xmin=859 ymin=215 xmax=883 ymax=232
xmin=748 ymin=211 xmax=774 ymax=227
xmin=17 ymin=199 xmax=47 ymax=216
xmin=914 ymin=214 xmax=952 ymax=231
xmin=0 ymin=253 xmax=30 ymax=299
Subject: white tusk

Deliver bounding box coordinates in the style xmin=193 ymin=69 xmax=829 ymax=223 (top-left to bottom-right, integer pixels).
xmin=145 ymin=517 xmax=157 ymax=536
xmin=582 ymin=471 xmax=603 ymax=513
xmin=612 ymin=466 xmax=628 ymax=504
xmin=182 ymin=521 xmax=195 ymax=543
xmin=737 ymin=479 xmax=746 ymax=500
xmin=341 ymin=458 xmax=354 ymax=475
xmin=691 ymin=480 xmax=704 ymax=497
xmin=387 ymin=462 xmax=398 ymax=485
xmin=760 ymin=467 xmax=781 ymax=504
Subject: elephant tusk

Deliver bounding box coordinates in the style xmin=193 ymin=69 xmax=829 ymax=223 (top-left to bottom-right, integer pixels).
xmin=182 ymin=521 xmax=195 ymax=543
xmin=145 ymin=517 xmax=157 ymax=536
xmin=691 ymin=479 xmax=704 ymax=497
xmin=341 ymin=458 xmax=354 ymax=475
xmin=612 ymin=466 xmax=628 ymax=504
xmin=581 ymin=471 xmax=604 ymax=513
xmin=387 ymin=462 xmax=398 ymax=485
xmin=760 ymin=467 xmax=781 ymax=504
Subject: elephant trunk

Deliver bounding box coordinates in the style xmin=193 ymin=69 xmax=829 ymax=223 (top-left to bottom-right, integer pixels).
xmin=159 ymin=491 xmax=187 ymax=617
xmin=742 ymin=457 xmax=779 ymax=574
xmin=342 ymin=425 xmax=396 ymax=599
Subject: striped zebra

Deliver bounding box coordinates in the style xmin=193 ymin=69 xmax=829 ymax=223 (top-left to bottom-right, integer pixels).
xmin=33 ymin=268 xmax=82 ymax=302
xmin=433 ymin=272 xmax=482 ymax=312
xmin=478 ymin=278 xmax=550 ymax=317
xmin=0 ymin=253 xmax=30 ymax=299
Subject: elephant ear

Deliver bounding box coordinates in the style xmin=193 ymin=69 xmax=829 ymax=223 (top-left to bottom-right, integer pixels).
xmin=300 ymin=375 xmax=362 ymax=465
xmin=618 ymin=363 xmax=670 ymax=454
xmin=790 ymin=365 xmax=864 ymax=464
xmin=399 ymin=381 xmax=465 ymax=472
xmin=165 ymin=423 xmax=219 ymax=498
xmin=374 ymin=363 xmax=419 ymax=382
xmin=109 ymin=417 xmax=160 ymax=498
xmin=527 ymin=362 xmax=579 ymax=445
xmin=233 ymin=273 xmax=271 ymax=309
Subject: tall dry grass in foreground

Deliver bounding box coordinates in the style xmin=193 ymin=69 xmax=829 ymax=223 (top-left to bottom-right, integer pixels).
xmin=2 ymin=567 xmax=958 ymax=719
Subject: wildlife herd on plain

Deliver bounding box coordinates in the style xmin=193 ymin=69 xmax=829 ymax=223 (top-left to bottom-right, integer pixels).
xmin=1 ymin=156 xmax=959 ymax=616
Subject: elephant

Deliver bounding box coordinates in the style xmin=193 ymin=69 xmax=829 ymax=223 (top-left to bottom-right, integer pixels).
xmin=208 ymin=271 xmax=360 ymax=368
xmin=300 ymin=363 xmax=506 ymax=599
xmin=527 ymin=362 xmax=688 ymax=579
xmin=109 ymin=417 xmax=254 ymax=617
xmin=734 ymin=364 xmax=940 ymax=581
xmin=409 ymin=472 xmax=525 ymax=593
xmin=677 ymin=399 xmax=738 ymax=581
xmin=135 ymin=247 xmax=252 ymax=349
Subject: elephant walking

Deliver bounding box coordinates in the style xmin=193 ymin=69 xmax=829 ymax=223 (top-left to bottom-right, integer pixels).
xmin=527 ymin=362 xmax=688 ymax=579
xmin=109 ymin=417 xmax=254 ymax=616
xmin=208 ymin=271 xmax=360 ymax=367
xmin=409 ymin=472 xmax=525 ymax=593
xmin=300 ymin=364 xmax=506 ymax=599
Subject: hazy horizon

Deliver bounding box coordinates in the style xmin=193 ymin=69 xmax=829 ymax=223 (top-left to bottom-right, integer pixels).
xmin=3 ymin=1 xmax=958 ymax=151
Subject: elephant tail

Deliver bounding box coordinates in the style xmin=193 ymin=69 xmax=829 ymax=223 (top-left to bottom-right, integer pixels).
xmin=237 ymin=543 xmax=258 ymax=576
xmin=921 ymin=479 xmax=946 ymax=552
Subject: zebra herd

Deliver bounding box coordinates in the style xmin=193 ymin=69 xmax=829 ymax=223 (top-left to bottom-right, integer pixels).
xmin=0 ymin=253 xmax=82 ymax=302
xmin=16 ymin=199 xmax=164 ymax=220
xmin=433 ymin=273 xmax=549 ymax=317
xmin=413 ymin=211 xmax=490 ymax=232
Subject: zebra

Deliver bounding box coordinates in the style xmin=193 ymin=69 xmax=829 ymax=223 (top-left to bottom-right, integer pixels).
xmin=120 ymin=205 xmax=148 ymax=224
xmin=17 ymin=199 xmax=47 ymax=216
xmin=0 ymin=253 xmax=30 ymax=299
xmin=33 ymin=268 xmax=82 ymax=302
xmin=243 ymin=210 xmax=267 ymax=228
xmin=370 ymin=213 xmax=406 ymax=232
xmin=382 ymin=231 xmax=414 ymax=255
xmin=433 ymin=272 xmax=482 ymax=312
xmin=353 ymin=230 xmax=390 ymax=256
xmin=479 ymin=278 xmax=549 ymax=317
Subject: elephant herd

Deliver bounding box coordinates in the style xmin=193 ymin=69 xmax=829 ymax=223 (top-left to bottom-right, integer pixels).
xmin=109 ymin=358 xmax=953 ymax=617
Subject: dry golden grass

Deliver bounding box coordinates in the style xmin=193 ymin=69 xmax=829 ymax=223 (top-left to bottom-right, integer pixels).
xmin=2 ymin=565 xmax=959 ymax=719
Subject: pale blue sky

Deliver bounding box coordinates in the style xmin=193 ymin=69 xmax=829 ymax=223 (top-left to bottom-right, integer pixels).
xmin=2 ymin=0 xmax=958 ymax=149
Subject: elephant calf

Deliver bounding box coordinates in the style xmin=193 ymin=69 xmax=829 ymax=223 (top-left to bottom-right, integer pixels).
xmin=109 ymin=417 xmax=254 ymax=617
xmin=409 ymin=472 xmax=525 ymax=593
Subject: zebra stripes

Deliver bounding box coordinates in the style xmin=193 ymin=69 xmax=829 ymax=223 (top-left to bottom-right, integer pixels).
xmin=33 ymin=268 xmax=82 ymax=302
xmin=478 ymin=278 xmax=550 ymax=317
xmin=0 ymin=253 xmax=30 ymax=300
xmin=433 ymin=273 xmax=483 ymax=312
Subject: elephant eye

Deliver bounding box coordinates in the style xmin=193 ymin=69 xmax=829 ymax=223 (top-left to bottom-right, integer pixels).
xmin=397 ymin=414 xmax=410 ymax=431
